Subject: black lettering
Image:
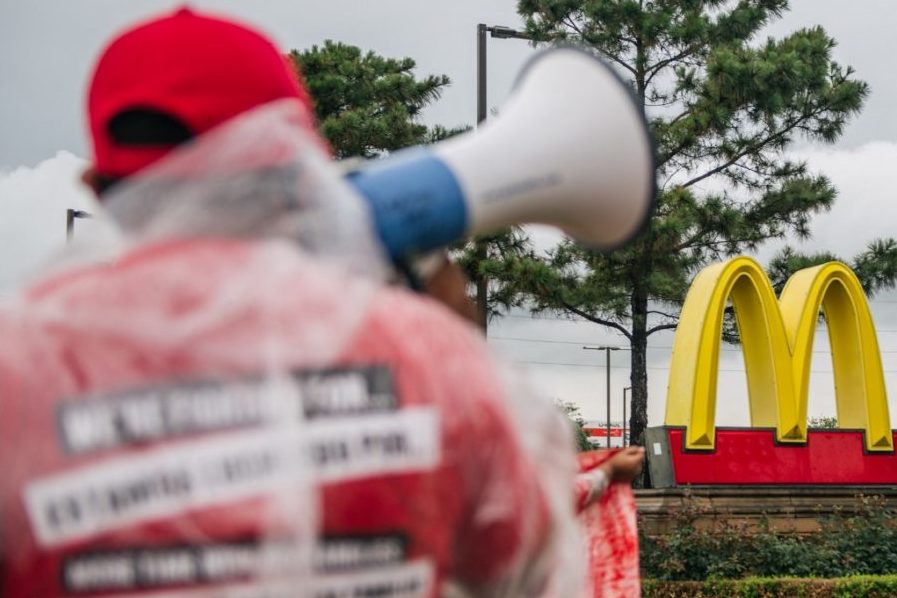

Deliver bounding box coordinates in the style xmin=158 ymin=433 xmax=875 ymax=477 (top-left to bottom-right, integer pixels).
xmin=46 ymin=496 xmax=82 ymax=531
xmin=107 ymin=471 xmax=192 ymax=513
xmin=59 ymin=367 xmax=398 ymax=455
xmin=363 ymin=433 xmax=407 ymax=455
xmin=64 ymin=554 xmax=135 ymax=592
xmin=313 ymin=441 xmax=349 ymax=465
xmin=135 ymin=549 xmax=198 ymax=586
xmin=222 ymin=451 xmax=274 ymax=482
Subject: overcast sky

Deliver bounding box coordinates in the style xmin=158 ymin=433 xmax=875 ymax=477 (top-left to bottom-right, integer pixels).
xmin=2 ymin=0 xmax=896 ymax=428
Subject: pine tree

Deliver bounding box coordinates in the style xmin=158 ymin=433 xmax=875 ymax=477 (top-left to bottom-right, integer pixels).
xmin=498 ymin=0 xmax=897 ymax=472
xmin=288 ymin=41 xmax=465 ymax=158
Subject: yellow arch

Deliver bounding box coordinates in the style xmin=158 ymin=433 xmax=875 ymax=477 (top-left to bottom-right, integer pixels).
xmin=665 ymin=256 xmax=892 ymax=452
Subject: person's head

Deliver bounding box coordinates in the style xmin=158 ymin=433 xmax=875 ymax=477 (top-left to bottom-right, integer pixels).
xmin=84 ymin=7 xmax=316 ymax=197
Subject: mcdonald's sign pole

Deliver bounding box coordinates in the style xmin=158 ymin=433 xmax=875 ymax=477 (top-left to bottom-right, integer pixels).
xmin=624 ymin=386 xmax=632 ymax=446
xmin=584 ymin=345 xmax=620 ymax=446
xmin=647 ymin=256 xmax=897 ymax=487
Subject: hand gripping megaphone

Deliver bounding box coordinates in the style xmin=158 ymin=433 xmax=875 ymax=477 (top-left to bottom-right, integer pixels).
xmin=346 ymin=47 xmax=657 ymax=260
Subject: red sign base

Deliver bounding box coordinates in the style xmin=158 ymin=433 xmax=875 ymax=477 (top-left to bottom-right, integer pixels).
xmin=646 ymin=426 xmax=897 ymax=486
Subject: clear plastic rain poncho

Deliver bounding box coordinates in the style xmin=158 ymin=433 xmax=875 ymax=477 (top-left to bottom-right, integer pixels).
xmin=0 ymin=99 xmax=586 ymax=598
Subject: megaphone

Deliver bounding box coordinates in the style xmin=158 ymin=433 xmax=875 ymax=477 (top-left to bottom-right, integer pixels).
xmin=347 ymin=47 xmax=656 ymax=260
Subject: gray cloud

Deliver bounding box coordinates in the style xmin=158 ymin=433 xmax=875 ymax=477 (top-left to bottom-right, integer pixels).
xmin=0 ymin=0 xmax=531 ymax=168
xmin=4 ymin=0 xmax=894 ymax=170
xmin=0 ymin=151 xmax=96 ymax=290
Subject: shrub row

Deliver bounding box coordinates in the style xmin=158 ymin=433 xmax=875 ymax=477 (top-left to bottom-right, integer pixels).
xmin=640 ymin=494 xmax=897 ymax=580
xmin=643 ymin=575 xmax=897 ymax=597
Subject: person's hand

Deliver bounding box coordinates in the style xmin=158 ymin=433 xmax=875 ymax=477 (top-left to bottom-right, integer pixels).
xmin=423 ymin=256 xmax=480 ymax=326
xmin=599 ymin=446 xmax=645 ymax=484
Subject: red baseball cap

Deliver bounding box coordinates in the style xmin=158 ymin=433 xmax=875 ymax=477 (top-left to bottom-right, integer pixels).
xmin=87 ymin=7 xmax=316 ymax=178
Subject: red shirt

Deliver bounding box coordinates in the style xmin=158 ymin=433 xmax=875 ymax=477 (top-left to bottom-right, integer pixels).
xmin=0 ymin=239 xmax=564 ymax=597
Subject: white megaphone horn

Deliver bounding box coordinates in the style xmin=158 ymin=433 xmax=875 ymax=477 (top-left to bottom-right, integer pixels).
xmin=346 ymin=46 xmax=657 ymax=260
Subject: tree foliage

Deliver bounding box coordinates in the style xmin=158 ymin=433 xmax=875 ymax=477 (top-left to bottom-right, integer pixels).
xmin=492 ymin=1 xmax=897 ymax=468
xmin=556 ymin=399 xmax=594 ymax=451
xmin=807 ymin=416 xmax=838 ymax=430
xmin=288 ymin=41 xmax=465 ymax=158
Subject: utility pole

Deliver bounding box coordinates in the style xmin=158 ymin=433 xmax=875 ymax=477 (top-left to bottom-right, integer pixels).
xmin=584 ymin=345 xmax=620 ymax=447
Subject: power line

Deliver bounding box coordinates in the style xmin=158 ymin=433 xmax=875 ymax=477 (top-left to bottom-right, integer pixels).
xmin=512 ymin=360 xmax=647 ymax=369
xmin=490 ymin=335 xmax=897 ymax=353
xmin=511 ymin=359 xmax=897 ymax=374
xmin=499 ymin=304 xmax=897 ymax=322
xmin=500 ymin=314 xmax=594 ymax=322
xmin=496 ymin=317 xmax=897 ymax=333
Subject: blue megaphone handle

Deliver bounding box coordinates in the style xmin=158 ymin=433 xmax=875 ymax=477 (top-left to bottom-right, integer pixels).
xmin=346 ymin=150 xmax=469 ymax=260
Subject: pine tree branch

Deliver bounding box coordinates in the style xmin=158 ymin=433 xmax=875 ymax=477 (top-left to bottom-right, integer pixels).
xmin=653 ymin=105 xmax=698 ymax=170
xmin=732 ymin=160 xmax=770 ymax=177
xmin=660 ymin=164 xmax=688 ymax=191
xmin=657 ymin=136 xmax=694 ymax=169
xmin=647 ymin=310 xmax=679 ymax=319
xmin=673 ymin=236 xmax=764 ymax=253
xmin=645 ymin=98 xmax=679 ymax=107
xmin=562 ymin=15 xmax=581 ymax=35
xmin=562 ymin=17 xmax=638 ymax=77
xmin=560 ymin=301 xmax=634 ymax=340
xmin=647 ymin=322 xmax=679 ymax=336
xmin=666 ymin=109 xmax=692 ymax=127
xmin=595 ymin=49 xmax=638 ymax=77
xmin=679 ymin=108 xmax=824 ymax=189
xmin=645 ymin=44 xmax=701 ymax=86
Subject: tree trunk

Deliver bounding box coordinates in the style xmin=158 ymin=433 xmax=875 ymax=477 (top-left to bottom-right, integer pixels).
xmin=629 ymin=290 xmax=651 ymax=487
xmin=626 ymin=18 xmax=648 ymax=473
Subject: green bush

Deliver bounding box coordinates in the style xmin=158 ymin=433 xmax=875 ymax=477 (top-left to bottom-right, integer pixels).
xmin=640 ymin=494 xmax=897 ymax=581
xmin=643 ymin=575 xmax=897 ymax=597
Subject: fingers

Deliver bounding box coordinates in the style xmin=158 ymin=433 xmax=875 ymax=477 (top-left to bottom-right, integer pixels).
xmin=609 ymin=446 xmax=645 ymax=483
xmin=423 ymin=257 xmax=479 ymax=325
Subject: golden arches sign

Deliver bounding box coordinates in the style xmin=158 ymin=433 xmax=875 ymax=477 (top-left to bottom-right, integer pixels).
xmin=666 ymin=256 xmax=892 ymax=452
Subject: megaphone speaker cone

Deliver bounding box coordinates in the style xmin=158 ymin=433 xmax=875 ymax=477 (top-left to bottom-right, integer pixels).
xmin=347 ymin=46 xmax=657 ymax=260
xmin=438 ymin=46 xmax=656 ymax=250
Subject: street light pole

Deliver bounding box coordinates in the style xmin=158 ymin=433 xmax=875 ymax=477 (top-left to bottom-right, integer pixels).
xmin=584 ymin=345 xmax=620 ymax=447
xmin=623 ymin=386 xmax=632 ymax=446
xmin=475 ymin=24 xmax=489 ymax=331
xmin=66 ymin=209 xmax=92 ymax=242
xmin=476 ymin=23 xmax=532 ymax=125
xmin=477 ymin=24 xmax=488 ymax=125
xmin=474 ymin=23 xmax=533 ymax=332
